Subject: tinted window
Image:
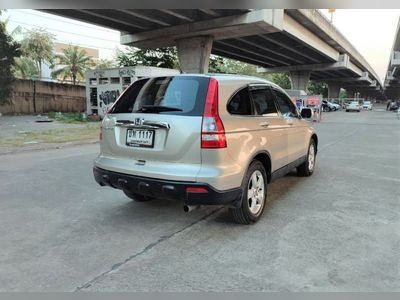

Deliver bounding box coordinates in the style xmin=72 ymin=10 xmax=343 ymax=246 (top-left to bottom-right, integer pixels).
xmin=250 ymin=87 xmax=278 ymax=116
xmin=273 ymin=89 xmax=299 ymax=118
xmin=227 ymin=88 xmax=252 ymax=115
xmin=110 ymin=76 xmax=209 ymax=116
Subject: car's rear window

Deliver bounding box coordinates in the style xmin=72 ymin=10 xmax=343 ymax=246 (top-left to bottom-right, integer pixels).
xmin=110 ymin=76 xmax=210 ymax=116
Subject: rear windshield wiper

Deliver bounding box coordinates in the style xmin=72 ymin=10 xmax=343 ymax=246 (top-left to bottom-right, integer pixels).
xmin=138 ymin=105 xmax=183 ymax=113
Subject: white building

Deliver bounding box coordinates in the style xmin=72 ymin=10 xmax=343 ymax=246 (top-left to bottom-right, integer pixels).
xmin=85 ymin=66 xmax=180 ymax=117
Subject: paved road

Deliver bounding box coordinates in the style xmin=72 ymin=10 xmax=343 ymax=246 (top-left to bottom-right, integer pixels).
xmin=0 ymin=109 xmax=399 ymax=291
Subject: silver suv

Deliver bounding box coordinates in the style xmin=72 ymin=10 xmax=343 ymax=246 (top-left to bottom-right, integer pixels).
xmin=93 ymin=74 xmax=318 ymax=224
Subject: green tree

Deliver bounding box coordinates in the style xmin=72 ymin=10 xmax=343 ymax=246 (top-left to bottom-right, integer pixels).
xmin=219 ymin=58 xmax=258 ymax=75
xmin=51 ymin=45 xmax=93 ymax=85
xmin=92 ymin=58 xmax=116 ymax=70
xmin=0 ymin=11 xmax=21 ymax=105
xmin=265 ymin=73 xmax=291 ymax=89
xmin=217 ymin=60 xmax=291 ymax=89
xmin=6 ymin=24 xmax=39 ymax=80
xmin=208 ymin=55 xmax=225 ymax=73
xmin=21 ymin=28 xmax=54 ymax=79
xmin=13 ymin=56 xmax=38 ymax=80
xmin=307 ymin=82 xmax=328 ymax=97
xmin=116 ymin=47 xmax=178 ymax=69
xmin=339 ymin=88 xmax=347 ymax=99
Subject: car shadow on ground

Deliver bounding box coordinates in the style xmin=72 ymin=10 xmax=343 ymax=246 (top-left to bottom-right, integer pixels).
xmin=95 ymin=169 xmax=306 ymax=228
xmin=214 ymin=170 xmax=306 ymax=224
xmin=96 ymin=193 xmax=217 ymax=229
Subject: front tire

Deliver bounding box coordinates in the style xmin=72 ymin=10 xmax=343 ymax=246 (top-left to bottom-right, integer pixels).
xmin=123 ymin=189 xmax=153 ymax=202
xmin=297 ymin=139 xmax=316 ymax=177
xmin=230 ymin=160 xmax=267 ymax=224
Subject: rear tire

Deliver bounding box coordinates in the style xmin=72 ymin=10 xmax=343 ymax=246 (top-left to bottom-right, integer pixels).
xmin=297 ymin=139 xmax=316 ymax=177
xmin=123 ymin=189 xmax=153 ymax=202
xmin=230 ymin=160 xmax=267 ymax=225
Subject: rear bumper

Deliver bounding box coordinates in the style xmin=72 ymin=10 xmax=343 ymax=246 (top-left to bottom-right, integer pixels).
xmin=93 ymin=166 xmax=242 ymax=207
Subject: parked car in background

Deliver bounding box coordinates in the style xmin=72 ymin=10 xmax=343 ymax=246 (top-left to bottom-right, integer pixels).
xmin=331 ymin=102 xmax=341 ymax=110
xmin=389 ymin=101 xmax=399 ymax=111
xmin=93 ymin=74 xmax=318 ymax=224
xmin=322 ymin=100 xmax=338 ymax=111
xmin=346 ymin=101 xmax=361 ymax=112
xmin=362 ymin=101 xmax=373 ymax=110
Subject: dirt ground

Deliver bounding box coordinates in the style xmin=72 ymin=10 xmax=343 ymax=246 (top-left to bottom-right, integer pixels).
xmin=0 ymin=115 xmax=100 ymax=154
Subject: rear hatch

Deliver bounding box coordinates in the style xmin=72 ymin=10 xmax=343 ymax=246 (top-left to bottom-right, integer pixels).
xmin=97 ymin=76 xmax=210 ymax=181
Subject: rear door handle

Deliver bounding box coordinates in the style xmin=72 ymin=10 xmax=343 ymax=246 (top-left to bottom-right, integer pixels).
xmin=259 ymin=122 xmax=269 ymax=127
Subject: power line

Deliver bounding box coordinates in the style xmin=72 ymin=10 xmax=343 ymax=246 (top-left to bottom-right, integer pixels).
xmin=55 ymin=40 xmax=120 ymax=51
xmin=7 ymin=19 xmax=121 ymax=43
xmin=4 ymin=19 xmax=123 ymax=51
xmin=12 ymin=9 xmax=118 ymax=33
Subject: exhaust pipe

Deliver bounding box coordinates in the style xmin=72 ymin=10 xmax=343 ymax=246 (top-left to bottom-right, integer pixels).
xmin=183 ymin=205 xmax=201 ymax=213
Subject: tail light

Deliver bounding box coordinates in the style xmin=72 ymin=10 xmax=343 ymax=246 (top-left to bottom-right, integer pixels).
xmin=201 ymin=78 xmax=227 ymax=149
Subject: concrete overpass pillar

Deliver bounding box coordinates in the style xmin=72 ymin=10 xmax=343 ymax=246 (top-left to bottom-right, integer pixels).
xmin=328 ymin=82 xmax=341 ymax=98
xmin=289 ymin=71 xmax=311 ymax=91
xmin=177 ymin=36 xmax=213 ymax=74
xmin=346 ymin=88 xmax=355 ymax=98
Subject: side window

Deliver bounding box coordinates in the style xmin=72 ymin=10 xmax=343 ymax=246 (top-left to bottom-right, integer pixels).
xmin=249 ymin=87 xmax=278 ymax=116
xmin=227 ymin=88 xmax=252 ymax=115
xmin=273 ymin=89 xmax=299 ymax=118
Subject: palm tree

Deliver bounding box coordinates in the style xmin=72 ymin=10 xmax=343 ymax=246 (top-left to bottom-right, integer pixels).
xmin=20 ymin=29 xmax=54 ymax=79
xmin=51 ymin=46 xmax=93 ymax=85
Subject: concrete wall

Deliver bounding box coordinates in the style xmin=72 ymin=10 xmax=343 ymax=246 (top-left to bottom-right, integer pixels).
xmin=0 ymin=80 xmax=86 ymax=114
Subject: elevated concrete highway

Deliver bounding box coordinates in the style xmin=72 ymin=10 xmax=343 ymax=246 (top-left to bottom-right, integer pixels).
xmin=384 ymin=17 xmax=400 ymax=99
xmin=43 ymin=9 xmax=383 ymax=98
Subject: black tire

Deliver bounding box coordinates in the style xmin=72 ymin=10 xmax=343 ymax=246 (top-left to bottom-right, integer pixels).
xmin=123 ymin=189 xmax=153 ymax=202
xmin=230 ymin=160 xmax=267 ymax=225
xmin=346 ymin=110 xmax=349 ymax=112
xmin=297 ymin=139 xmax=316 ymax=177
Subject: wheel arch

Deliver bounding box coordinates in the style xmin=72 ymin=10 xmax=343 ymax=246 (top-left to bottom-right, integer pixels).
xmin=311 ymin=133 xmax=318 ymax=154
xmin=250 ymin=151 xmax=272 ymax=183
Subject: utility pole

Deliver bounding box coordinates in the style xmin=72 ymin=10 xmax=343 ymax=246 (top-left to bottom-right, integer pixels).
xmin=33 ymin=79 xmax=37 ymax=114
xmin=328 ymin=8 xmax=336 ymax=23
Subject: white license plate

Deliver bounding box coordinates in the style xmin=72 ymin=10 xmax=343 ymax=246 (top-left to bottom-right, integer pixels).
xmin=126 ymin=129 xmax=155 ymax=148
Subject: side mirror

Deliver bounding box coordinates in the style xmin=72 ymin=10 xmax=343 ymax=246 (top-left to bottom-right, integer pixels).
xmin=300 ymin=107 xmax=312 ymax=119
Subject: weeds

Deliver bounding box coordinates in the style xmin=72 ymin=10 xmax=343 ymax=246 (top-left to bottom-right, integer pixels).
xmin=47 ymin=112 xmax=96 ymax=123
xmin=0 ymin=123 xmax=100 ymax=150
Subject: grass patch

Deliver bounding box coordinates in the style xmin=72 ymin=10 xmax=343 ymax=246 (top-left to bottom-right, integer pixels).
xmin=0 ymin=123 xmax=100 ymax=149
xmin=47 ymin=112 xmax=97 ymax=123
